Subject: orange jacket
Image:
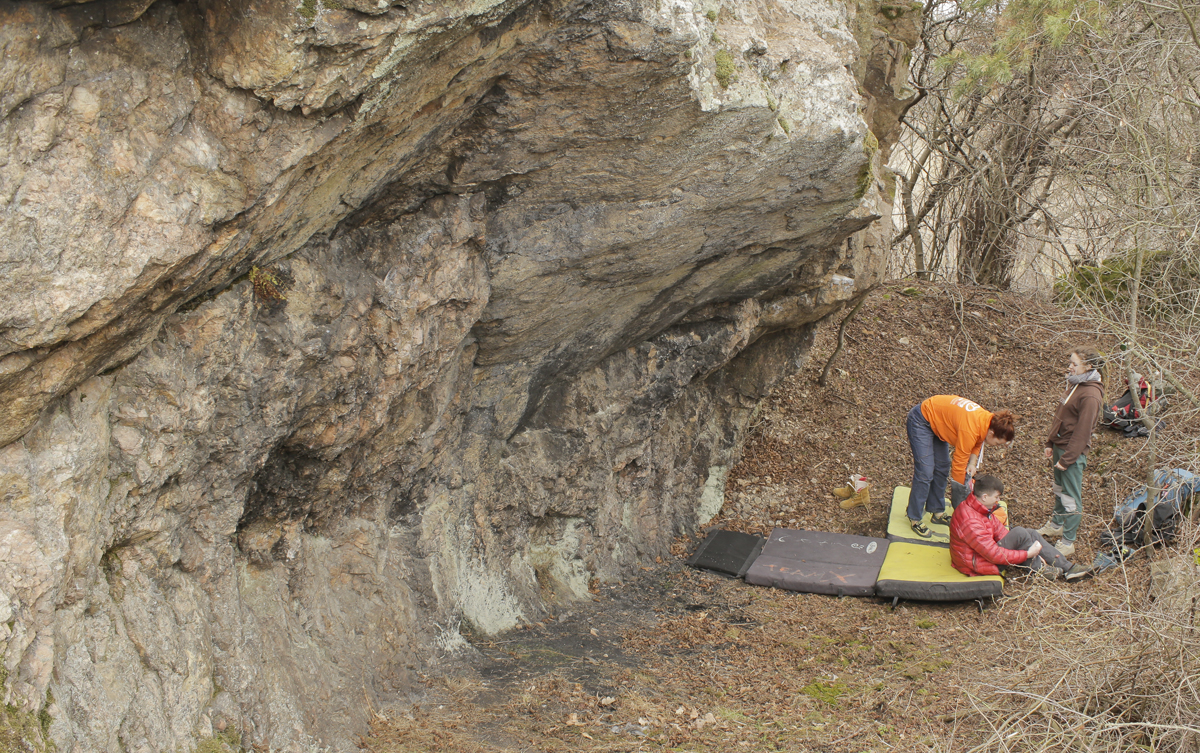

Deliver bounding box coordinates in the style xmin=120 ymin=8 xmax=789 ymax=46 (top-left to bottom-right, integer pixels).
xmin=921 ymin=395 xmax=993 ymax=484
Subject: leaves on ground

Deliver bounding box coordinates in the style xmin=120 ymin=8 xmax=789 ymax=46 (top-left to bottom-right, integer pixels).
xmin=366 ymin=282 xmax=1196 ymax=752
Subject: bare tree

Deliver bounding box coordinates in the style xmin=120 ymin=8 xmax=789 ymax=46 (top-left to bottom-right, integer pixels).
xmin=890 ymin=0 xmax=1082 ymax=286
xmin=898 ymin=3 xmax=1200 ymax=745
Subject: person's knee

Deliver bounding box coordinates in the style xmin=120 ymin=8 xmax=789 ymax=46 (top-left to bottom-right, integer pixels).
xmin=1003 ymin=527 xmax=1033 ymax=547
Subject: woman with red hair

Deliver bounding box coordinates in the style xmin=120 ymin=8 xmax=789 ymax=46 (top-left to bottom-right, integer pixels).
xmin=906 ymin=395 xmax=1017 ymax=538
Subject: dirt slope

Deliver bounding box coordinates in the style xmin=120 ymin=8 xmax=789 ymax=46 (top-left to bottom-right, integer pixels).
xmin=364 ymin=281 xmax=1179 ymax=753
xmin=720 ymin=280 xmax=1133 ymax=547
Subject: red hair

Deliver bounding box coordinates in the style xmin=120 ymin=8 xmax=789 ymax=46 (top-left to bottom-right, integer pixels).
xmin=989 ymin=410 xmax=1017 ymax=442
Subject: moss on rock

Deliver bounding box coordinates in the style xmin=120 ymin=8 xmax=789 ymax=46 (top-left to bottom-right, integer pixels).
xmin=0 ymin=667 xmax=54 ymax=753
xmin=714 ymin=49 xmax=735 ymax=88
xmin=855 ymin=160 xmax=874 ymax=199
xmin=195 ymin=728 xmax=245 ymax=753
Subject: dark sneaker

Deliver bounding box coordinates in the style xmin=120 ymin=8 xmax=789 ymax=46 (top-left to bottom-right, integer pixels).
xmin=1064 ymin=564 xmax=1092 ymax=581
xmin=1091 ymin=551 xmax=1120 ymax=573
xmin=929 ymin=512 xmax=951 ymax=526
xmin=910 ymin=520 xmax=932 ymax=538
xmin=1038 ymin=565 xmax=1063 ymax=580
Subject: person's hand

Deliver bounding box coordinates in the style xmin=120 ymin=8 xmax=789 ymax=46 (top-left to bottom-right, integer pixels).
xmin=1026 ymin=541 xmax=1043 ymax=560
xmin=1044 ymin=447 xmax=1053 ymax=460
xmin=1054 ymin=462 xmax=1067 ymax=471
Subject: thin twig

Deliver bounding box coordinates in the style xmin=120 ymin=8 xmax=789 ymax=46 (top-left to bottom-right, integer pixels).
xmin=819 ymin=296 xmax=868 ymax=387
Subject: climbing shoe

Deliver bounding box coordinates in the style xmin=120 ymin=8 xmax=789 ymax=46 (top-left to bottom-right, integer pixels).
xmin=1064 ymin=564 xmax=1092 ymax=581
xmin=910 ymin=520 xmax=932 ymax=538
xmin=840 ymin=487 xmax=870 ymax=510
xmin=1056 ymin=540 xmax=1075 ymax=558
xmin=929 ymin=512 xmax=951 ymax=526
xmin=832 ymin=485 xmax=855 ymax=499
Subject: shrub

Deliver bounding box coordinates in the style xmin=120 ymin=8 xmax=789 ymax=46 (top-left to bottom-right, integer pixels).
xmin=972 ymin=526 xmax=1200 ymax=751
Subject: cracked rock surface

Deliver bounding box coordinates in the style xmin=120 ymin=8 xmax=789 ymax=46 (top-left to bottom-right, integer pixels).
xmin=0 ymin=0 xmax=917 ymax=750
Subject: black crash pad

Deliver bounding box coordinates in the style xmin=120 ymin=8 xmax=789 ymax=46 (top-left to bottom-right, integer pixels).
xmin=686 ymin=529 xmax=766 ymax=578
xmin=744 ymin=528 xmax=890 ymax=597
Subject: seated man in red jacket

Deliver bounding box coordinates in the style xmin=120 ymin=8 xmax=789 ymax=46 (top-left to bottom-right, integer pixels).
xmin=950 ymin=475 xmax=1091 ymax=581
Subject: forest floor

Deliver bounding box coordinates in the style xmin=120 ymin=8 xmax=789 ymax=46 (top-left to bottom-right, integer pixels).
xmin=364 ymin=281 xmax=1192 ymax=753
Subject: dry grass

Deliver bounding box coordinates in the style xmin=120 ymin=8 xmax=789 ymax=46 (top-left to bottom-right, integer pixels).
xmin=961 ymin=523 xmax=1200 ymax=752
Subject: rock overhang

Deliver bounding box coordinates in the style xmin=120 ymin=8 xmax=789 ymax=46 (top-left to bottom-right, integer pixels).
xmin=0 ymin=0 xmax=916 ymax=750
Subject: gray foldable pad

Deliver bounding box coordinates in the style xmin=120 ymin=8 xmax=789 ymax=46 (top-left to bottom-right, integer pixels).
xmin=745 ymin=528 xmax=890 ymax=597
xmin=686 ymin=529 xmax=766 ymax=578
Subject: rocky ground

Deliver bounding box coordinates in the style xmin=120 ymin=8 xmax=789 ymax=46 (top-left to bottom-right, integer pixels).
xmin=362 ymin=281 xmax=1192 ymax=752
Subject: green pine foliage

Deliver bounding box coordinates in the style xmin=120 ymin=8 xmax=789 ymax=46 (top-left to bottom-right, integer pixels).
xmin=938 ymin=0 xmax=1109 ymax=89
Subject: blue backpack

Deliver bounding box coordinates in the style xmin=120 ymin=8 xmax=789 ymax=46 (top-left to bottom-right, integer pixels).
xmin=1100 ymin=469 xmax=1197 ymax=554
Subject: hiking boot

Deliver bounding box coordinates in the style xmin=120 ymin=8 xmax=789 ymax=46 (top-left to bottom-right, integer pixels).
xmin=1056 ymin=540 xmax=1075 ymax=558
xmin=832 ymin=485 xmax=854 ymax=499
xmin=1036 ymin=521 xmax=1063 ymax=538
xmin=1038 ymin=565 xmax=1063 ymax=580
xmin=840 ymin=487 xmax=870 ymax=510
xmin=1064 ymin=564 xmax=1092 ymax=581
xmin=910 ymin=520 xmax=932 ymax=538
xmin=929 ymin=512 xmax=951 ymax=526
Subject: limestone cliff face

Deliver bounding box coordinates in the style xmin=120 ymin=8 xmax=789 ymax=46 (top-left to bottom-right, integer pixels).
xmin=0 ymin=0 xmax=917 ymax=750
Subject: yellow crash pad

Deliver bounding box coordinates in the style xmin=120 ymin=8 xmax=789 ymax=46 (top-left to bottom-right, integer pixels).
xmin=887 ymin=486 xmax=953 ymax=546
xmin=874 ymin=541 xmax=1004 ymax=601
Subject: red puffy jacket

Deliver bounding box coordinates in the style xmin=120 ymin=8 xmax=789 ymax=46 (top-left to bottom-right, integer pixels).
xmin=949 ymin=494 xmax=1029 ymax=576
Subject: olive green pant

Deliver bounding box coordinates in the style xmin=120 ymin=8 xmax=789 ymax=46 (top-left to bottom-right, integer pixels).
xmin=1051 ymin=446 xmax=1086 ymax=542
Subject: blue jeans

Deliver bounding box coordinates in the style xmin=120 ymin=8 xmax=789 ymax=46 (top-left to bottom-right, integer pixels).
xmin=907 ymin=404 xmax=950 ymax=522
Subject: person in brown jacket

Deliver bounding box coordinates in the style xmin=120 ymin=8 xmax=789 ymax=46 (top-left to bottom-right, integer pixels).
xmin=1037 ymin=347 xmax=1105 ymax=557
